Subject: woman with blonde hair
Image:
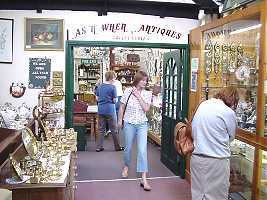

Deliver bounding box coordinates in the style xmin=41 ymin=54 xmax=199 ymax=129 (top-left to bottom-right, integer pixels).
xmin=118 ymin=70 xmax=152 ymax=191
xmin=191 ymin=86 xmax=239 ymax=199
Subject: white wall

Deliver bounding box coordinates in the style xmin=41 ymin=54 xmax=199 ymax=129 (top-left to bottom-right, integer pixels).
xmin=0 ymin=10 xmax=199 ymax=108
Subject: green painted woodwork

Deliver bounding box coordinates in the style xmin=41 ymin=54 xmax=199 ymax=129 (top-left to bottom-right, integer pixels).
xmin=161 ymin=48 xmax=189 ymax=178
xmin=65 ymin=40 xmax=189 ymax=177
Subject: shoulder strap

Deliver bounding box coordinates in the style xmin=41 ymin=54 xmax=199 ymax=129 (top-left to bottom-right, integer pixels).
xmin=123 ymin=90 xmax=133 ymax=116
xmin=189 ymin=100 xmax=204 ymax=122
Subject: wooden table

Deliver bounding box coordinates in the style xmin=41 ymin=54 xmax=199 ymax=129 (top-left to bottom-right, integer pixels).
xmin=0 ymin=144 xmax=76 ymax=200
xmin=73 ymin=111 xmax=98 ymax=141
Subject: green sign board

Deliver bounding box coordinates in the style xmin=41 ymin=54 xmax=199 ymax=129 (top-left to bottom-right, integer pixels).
xmin=29 ymin=57 xmax=51 ymax=89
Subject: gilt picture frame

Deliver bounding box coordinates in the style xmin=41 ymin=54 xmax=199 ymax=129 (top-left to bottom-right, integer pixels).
xmin=0 ymin=18 xmax=14 ymax=63
xmin=25 ymin=18 xmax=64 ymax=51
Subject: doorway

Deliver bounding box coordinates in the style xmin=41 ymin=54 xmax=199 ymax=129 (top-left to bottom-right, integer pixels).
xmin=65 ymin=41 xmax=189 ymax=177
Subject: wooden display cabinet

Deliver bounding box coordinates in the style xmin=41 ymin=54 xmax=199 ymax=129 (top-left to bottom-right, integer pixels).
xmin=0 ymin=143 xmax=77 ymax=200
xmin=188 ymin=1 xmax=267 ymax=199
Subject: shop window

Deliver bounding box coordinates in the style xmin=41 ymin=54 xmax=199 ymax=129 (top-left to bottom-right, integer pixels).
xmin=203 ymin=16 xmax=261 ymax=134
xmin=230 ymin=139 xmax=254 ymax=199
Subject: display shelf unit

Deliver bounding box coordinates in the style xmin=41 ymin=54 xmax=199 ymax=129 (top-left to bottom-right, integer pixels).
xmin=74 ymin=57 xmax=102 ymax=93
xmin=38 ymin=92 xmax=65 ymax=129
xmin=0 ymin=121 xmax=77 ymax=200
xmin=0 ymin=145 xmax=77 ymax=200
xmin=112 ymin=65 xmax=139 ymax=86
xmin=188 ymin=1 xmax=267 ymax=199
xmin=147 ymin=104 xmax=162 ymax=146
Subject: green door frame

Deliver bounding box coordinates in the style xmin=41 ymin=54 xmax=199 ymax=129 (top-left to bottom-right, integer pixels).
xmin=161 ymin=49 xmax=189 ymax=178
xmin=65 ymin=40 xmax=189 ymax=176
xmin=65 ymin=40 xmax=189 ymax=129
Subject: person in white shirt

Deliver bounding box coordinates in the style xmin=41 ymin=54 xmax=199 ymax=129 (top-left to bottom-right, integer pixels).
xmin=104 ymin=78 xmax=123 ymax=137
xmin=191 ymin=86 xmax=239 ymax=200
xmin=113 ymin=78 xmax=123 ymax=118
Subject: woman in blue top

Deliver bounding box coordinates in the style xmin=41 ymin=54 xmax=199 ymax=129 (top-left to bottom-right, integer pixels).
xmin=96 ymin=71 xmax=124 ymax=152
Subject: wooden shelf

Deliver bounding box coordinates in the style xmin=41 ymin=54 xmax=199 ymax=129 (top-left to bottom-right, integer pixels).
xmin=148 ymin=131 xmax=161 ymax=146
xmin=236 ymin=128 xmax=267 ymax=151
xmin=112 ymin=65 xmax=139 ymax=70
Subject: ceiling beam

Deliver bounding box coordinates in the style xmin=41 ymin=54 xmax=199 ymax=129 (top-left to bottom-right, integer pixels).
xmin=0 ymin=0 xmax=219 ymax=19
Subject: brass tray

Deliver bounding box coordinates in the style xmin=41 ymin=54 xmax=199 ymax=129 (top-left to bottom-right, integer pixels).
xmin=10 ymin=156 xmax=24 ymax=180
xmin=22 ymin=127 xmax=38 ymax=159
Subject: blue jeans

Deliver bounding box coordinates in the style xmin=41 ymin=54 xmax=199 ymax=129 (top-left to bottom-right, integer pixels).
xmin=123 ymin=122 xmax=148 ymax=172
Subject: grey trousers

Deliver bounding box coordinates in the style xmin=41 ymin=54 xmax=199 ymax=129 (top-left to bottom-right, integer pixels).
xmin=190 ymin=154 xmax=230 ymax=200
xmin=97 ymin=114 xmax=120 ymax=150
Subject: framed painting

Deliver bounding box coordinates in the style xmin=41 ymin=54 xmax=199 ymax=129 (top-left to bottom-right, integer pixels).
xmin=0 ymin=18 xmax=14 ymax=63
xmin=25 ymin=18 xmax=64 ymax=51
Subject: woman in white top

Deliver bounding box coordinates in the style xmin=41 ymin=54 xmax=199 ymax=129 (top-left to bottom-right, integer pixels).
xmin=118 ymin=71 xmax=152 ymax=191
xmin=191 ymin=86 xmax=239 ymax=200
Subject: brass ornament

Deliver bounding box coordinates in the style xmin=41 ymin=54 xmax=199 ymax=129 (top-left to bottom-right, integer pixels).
xmin=22 ymin=127 xmax=39 ymax=159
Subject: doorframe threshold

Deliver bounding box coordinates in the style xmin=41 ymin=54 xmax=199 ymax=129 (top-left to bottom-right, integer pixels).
xmin=75 ymin=175 xmax=180 ymax=183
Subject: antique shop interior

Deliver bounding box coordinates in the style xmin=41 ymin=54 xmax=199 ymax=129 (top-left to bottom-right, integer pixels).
xmin=0 ymin=1 xmax=267 ymax=200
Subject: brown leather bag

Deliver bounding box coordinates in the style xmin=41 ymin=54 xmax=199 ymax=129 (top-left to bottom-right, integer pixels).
xmin=174 ymin=101 xmax=203 ymax=156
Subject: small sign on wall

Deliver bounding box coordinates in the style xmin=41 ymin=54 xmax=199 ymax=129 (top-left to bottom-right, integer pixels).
xmin=28 ymin=57 xmax=51 ymax=89
xmin=191 ymin=58 xmax=199 ymax=72
xmin=190 ymin=71 xmax=198 ymax=92
xmin=52 ymin=71 xmax=63 ymax=88
xmin=190 ymin=58 xmax=199 ymax=92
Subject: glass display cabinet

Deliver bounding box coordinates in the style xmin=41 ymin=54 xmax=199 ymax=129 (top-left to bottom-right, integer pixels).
xmin=188 ymin=1 xmax=267 ymax=199
xmin=73 ymin=47 xmax=108 ymax=94
xmin=230 ymin=139 xmax=254 ymax=199
xmin=202 ymin=16 xmax=260 ymax=133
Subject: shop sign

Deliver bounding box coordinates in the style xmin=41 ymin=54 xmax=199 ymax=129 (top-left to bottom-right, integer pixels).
xmin=28 ymin=57 xmax=51 ymax=89
xmin=81 ymin=58 xmax=98 ymax=65
xmin=68 ymin=16 xmax=198 ymax=44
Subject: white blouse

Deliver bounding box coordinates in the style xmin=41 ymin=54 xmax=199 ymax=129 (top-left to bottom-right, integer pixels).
xmin=121 ymin=87 xmax=152 ymax=125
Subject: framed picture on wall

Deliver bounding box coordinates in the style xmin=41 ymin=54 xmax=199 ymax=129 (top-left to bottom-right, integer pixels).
xmin=25 ymin=18 xmax=64 ymax=51
xmin=0 ymin=18 xmax=14 ymax=63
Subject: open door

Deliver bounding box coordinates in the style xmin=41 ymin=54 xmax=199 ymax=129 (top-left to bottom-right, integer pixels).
xmin=161 ymin=49 xmax=189 ymax=178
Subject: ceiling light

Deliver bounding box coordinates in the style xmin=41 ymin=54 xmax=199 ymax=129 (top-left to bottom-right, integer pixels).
xmin=230 ymin=24 xmax=262 ymax=35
